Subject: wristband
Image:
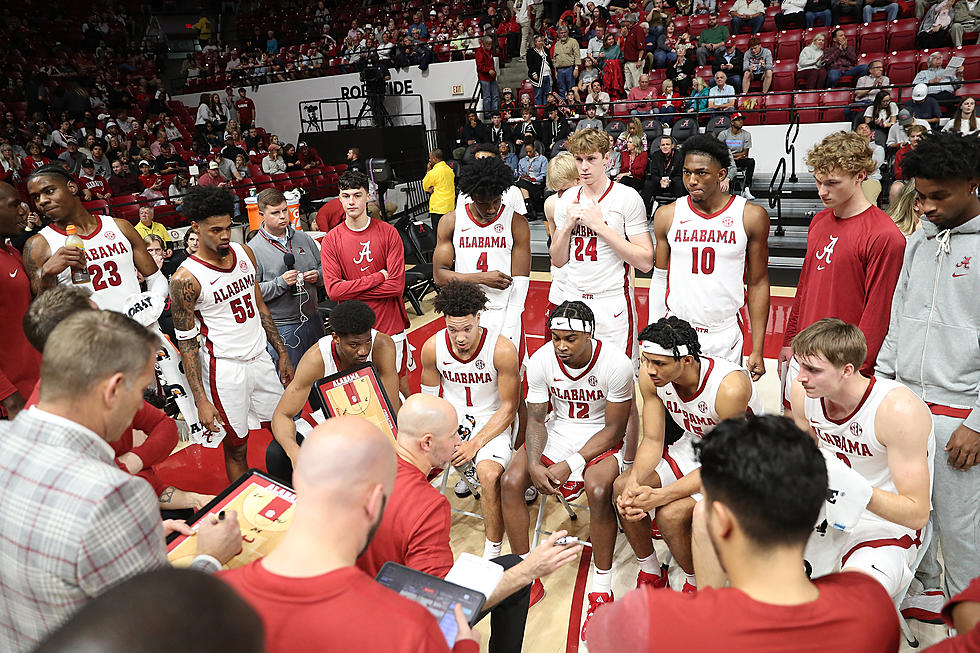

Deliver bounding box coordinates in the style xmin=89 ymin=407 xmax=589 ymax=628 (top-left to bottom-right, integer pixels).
xmin=564 ymin=452 xmax=586 ymax=476
xmin=421 ymin=384 xmax=440 ymax=396
xmin=175 ymin=326 xmax=200 ymax=340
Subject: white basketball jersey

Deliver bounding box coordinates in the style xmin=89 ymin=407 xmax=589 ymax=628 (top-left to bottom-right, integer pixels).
xmin=804 ymin=377 xmax=935 ymax=497
xmin=526 ymin=339 xmax=634 ymax=431
xmin=317 ymin=330 xmax=378 ymax=375
xmin=178 ymin=242 xmax=265 ymax=360
xmin=458 ymin=185 xmax=527 ymax=216
xmin=453 ymin=203 xmax=515 ymax=311
xmin=657 ymin=355 xmax=764 ymax=438
xmin=435 ymin=327 xmax=500 ymax=418
xmin=553 ymin=180 xmax=648 ymax=298
xmin=665 ymin=195 xmax=749 ymax=328
xmin=39 ymin=216 xmax=141 ymax=312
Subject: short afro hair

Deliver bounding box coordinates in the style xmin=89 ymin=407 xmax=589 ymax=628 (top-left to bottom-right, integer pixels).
xmin=681 ymin=134 xmax=731 ymax=171
xmin=472 ymin=143 xmax=498 ymax=157
xmin=900 ymin=130 xmax=980 ymax=181
xmin=432 ymin=280 xmax=488 ymax=317
xmin=26 ymin=163 xmax=75 ymax=186
xmin=338 ymin=170 xmax=369 ymax=192
xmin=182 ymin=185 xmax=236 ymax=223
xmin=638 ymin=316 xmax=702 ymax=360
xmin=329 ymin=300 xmax=377 ymax=336
xmin=458 ymin=157 xmax=515 ymax=202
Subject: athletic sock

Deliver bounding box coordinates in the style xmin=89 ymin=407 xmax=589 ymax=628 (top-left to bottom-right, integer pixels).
xmin=591 ymin=565 xmax=613 ymax=594
xmin=685 ymin=572 xmax=697 ymax=587
xmin=519 ymin=553 xmax=528 ymax=560
xmin=483 ymin=539 xmax=502 ymax=559
xmin=637 ymin=552 xmax=661 ymax=574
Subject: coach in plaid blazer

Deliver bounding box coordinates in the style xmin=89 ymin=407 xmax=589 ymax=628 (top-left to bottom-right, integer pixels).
xmin=0 ymin=309 xmax=238 ymax=652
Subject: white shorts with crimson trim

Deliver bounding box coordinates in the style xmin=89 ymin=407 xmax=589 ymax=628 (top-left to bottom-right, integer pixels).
xmin=201 ymin=350 xmax=283 ymax=446
xmin=390 ymin=331 xmax=416 ymax=377
xmin=653 ymin=432 xmax=704 ymax=502
xmin=575 ymin=291 xmax=638 ymax=367
xmin=479 ymin=306 xmax=526 ymax=364
xmin=679 ymin=317 xmax=743 ymax=365
xmin=459 ymin=411 xmax=517 ymax=469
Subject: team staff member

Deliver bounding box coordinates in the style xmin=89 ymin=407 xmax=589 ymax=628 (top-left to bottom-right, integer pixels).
xmin=0 ymin=311 xmax=242 ymax=652
xmin=221 ymin=416 xmax=480 ymax=653
xmin=358 ymin=395 xmax=583 ymax=653
xmin=247 ymin=188 xmax=324 ymax=369
xmin=588 ymin=416 xmax=900 ymax=652
xmin=321 ymin=171 xmax=413 ymax=396
xmin=0 ymin=182 xmax=40 ymax=419
xmin=423 ymin=149 xmax=455 ymax=232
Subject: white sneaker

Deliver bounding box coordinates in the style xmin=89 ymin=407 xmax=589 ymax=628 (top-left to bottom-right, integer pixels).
xmin=741 ymin=188 xmax=755 ymax=200
xmin=900 ymin=587 xmax=946 ymax=624
xmin=524 ymin=486 xmax=538 ymax=504
xmin=453 ymin=465 xmax=480 ymax=498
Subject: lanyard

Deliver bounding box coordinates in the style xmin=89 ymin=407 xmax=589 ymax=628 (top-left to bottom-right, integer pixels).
xmin=258 ymin=228 xmax=291 ymax=255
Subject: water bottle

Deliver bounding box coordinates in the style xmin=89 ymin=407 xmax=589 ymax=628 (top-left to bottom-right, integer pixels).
xmin=64 ymin=224 xmax=91 ymax=285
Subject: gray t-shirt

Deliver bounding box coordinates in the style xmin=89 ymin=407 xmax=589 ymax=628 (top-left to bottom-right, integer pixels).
xmin=718 ymin=128 xmax=752 ymax=154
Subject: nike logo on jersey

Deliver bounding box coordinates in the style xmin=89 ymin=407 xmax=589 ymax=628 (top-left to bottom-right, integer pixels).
xmin=614 ymin=310 xmax=624 ymax=318
xmin=553 ymin=377 xmax=563 ymax=382
xmin=8 ymin=269 xmax=17 ymax=278
xmin=209 ymin=278 xmax=220 ymax=285
xmin=360 ymin=266 xmax=370 ymax=271
xmin=679 ymin=219 xmax=693 ymax=224
xmin=953 ymin=272 xmax=969 ymax=277
xmin=461 ymin=227 xmax=473 ymax=232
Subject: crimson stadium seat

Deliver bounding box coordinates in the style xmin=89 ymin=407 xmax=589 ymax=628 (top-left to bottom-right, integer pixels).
xmin=794 ymin=91 xmax=823 ymax=123
xmin=763 ymin=92 xmax=792 ymax=124
xmin=887 ymin=19 xmax=917 ymax=51
xmin=775 ymin=30 xmax=803 ymax=60
xmin=956 ymin=45 xmax=980 ymax=78
xmin=689 ymin=14 xmax=709 ymax=36
xmin=821 ymin=90 xmax=852 ymax=122
xmin=956 ymin=82 xmax=980 ymax=97
xmin=886 ymin=50 xmax=919 ymax=85
xmin=82 ymin=199 xmax=110 ymax=215
xmin=758 ymin=32 xmax=777 ymax=53
xmin=271 ymin=173 xmax=294 ymax=192
xmin=859 ymin=22 xmax=888 ymax=53
xmin=772 ymin=60 xmax=797 ymax=91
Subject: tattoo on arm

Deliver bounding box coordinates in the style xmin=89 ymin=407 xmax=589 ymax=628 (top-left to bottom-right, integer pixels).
xmin=170 ymin=276 xmax=207 ymax=403
xmin=22 ymin=238 xmax=50 ymax=297
xmin=260 ymin=311 xmax=288 ymax=358
xmin=159 ymin=487 xmax=175 ymax=504
xmin=525 ymin=402 xmax=549 ymax=463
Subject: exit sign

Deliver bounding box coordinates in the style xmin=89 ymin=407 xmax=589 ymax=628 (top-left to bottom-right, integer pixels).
xmin=451 ymin=85 xmax=464 ymax=95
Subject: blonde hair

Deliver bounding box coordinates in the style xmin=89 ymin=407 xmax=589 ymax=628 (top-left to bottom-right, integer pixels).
xmin=691 ymin=76 xmax=706 ymax=92
xmin=662 ymin=79 xmax=673 ymax=93
xmin=792 ymin=318 xmax=867 ymax=370
xmin=627 ymin=117 xmax=643 ymax=136
xmin=629 ymin=135 xmax=642 ymax=151
xmin=806 ymin=131 xmax=878 ymax=176
xmin=546 ymin=152 xmax=579 ymax=191
xmin=566 ymin=128 xmax=611 ymax=156
xmin=887 ymin=181 xmax=921 ymax=236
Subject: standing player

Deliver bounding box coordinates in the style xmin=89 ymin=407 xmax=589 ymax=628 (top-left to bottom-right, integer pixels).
xmin=267 ymin=300 xmax=400 ymax=484
xmin=650 ymin=134 xmax=770 ymax=379
xmin=615 ymin=317 xmax=763 ymax=592
xmin=500 ymin=301 xmax=634 ymax=638
xmin=456 ymin=144 xmax=527 ymax=216
xmin=420 ymin=281 xmax=521 ymax=560
xmin=778 ymin=132 xmax=906 ymax=407
xmin=23 ymin=164 xmax=165 ymax=309
xmin=321 ymin=171 xmax=413 ymax=397
xmin=170 ymin=186 xmax=294 ymax=482
xmin=789 ymin=318 xmax=933 ymax=601
xmin=433 ymin=156 xmax=531 ymax=349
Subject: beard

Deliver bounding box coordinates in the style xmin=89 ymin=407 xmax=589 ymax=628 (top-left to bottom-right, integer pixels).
xmin=358 ymin=494 xmax=387 ymax=558
xmin=216 ymin=243 xmax=231 ymax=256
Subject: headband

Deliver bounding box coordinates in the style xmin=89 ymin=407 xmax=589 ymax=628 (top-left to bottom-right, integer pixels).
xmin=640 ymin=341 xmax=690 ymax=358
xmin=549 ymin=317 xmax=593 ymax=334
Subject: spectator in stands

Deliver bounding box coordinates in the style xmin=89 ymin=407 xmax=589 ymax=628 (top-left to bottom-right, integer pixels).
xmin=688 ymin=75 xmax=712 ymax=112
xmin=854 ymin=122 xmax=885 ymax=204
xmin=149 ymin=132 xmax=169 ymax=159
xmin=713 ymin=39 xmax=745 ymax=93
xmin=832 ymin=0 xmax=864 ymax=23
xmin=58 ymin=138 xmax=85 ymax=175
xmin=943 ymin=96 xmax=980 ymax=135
xmin=646 ymin=134 xmax=684 ymax=200
xmin=653 ymin=21 xmax=678 ymax=69
xmin=498 ymin=141 xmax=519 ymax=176
xmin=198 ymin=160 xmax=229 ymax=189
xmin=717 ymin=113 xmax=756 ymax=199
xmin=886 ymin=109 xmax=929 ymax=153
xmin=604 ymin=133 xmax=623 ymax=178
xmin=625 ymin=74 xmax=658 ymax=115
xmin=730 ymin=0 xmax=766 ymax=34
xmin=917 ymin=0 xmax=955 ymax=47
xmin=647 ymin=0 xmax=672 ymax=42
xmin=487 ymin=112 xmax=515 ymax=146
xmin=600 ymin=30 xmax=624 ymax=70
xmin=862 ymin=0 xmax=900 ymax=22
xmin=423 ymin=149 xmax=455 ymax=231
xmin=542 ymin=105 xmax=571 ymax=153
xmin=221 ymin=133 xmax=247 ymax=166
xmin=669 ymin=38 xmax=699 ymax=95
xmin=22 ymin=143 xmax=51 ymax=174
xmin=232 ymin=154 xmax=250 ymax=180
xmin=621 ymin=15 xmax=647 ymax=90
xmin=658 ymin=80 xmax=682 ymax=124
xmin=475 ymin=36 xmax=500 ymax=112
xmin=906 ymin=83 xmax=943 ymax=129
xmin=805 ymin=0 xmax=835 ymax=25
xmin=194 ymin=94 xmax=216 ymax=137
xmin=527 ymin=35 xmax=555 ymax=106
xmin=850 ymin=59 xmax=889 ymax=117
xmin=864 ymin=89 xmax=899 ymax=144
xmin=78 ymin=160 xmax=111 ymax=202
xmin=913 ymin=52 xmax=964 ymax=106
xmin=696 ymin=13 xmax=730 ymax=66
xmin=297 ymin=142 xmax=322 ymax=169
xmin=0 ymin=145 xmax=22 ymax=184
xmin=572 ymin=57 xmax=601 ymax=102
xmin=281 ymin=144 xmax=301 ymax=173
xmin=553 ymin=26 xmax=582 ymax=97
xmin=616 ymin=135 xmax=647 ymax=191
xmin=888 ymin=123 xmax=927 ymax=204
xmin=775 ymin=0 xmax=808 ymax=29
xmin=234 ymin=89 xmax=256 ymax=129
xmin=108 ymin=159 xmax=143 ymax=197
xmin=78 ymin=134 xmax=97 ymax=160
xmin=616 ymin=117 xmax=649 ymax=153
xmin=824 ymin=28 xmax=867 ymax=87
xmin=577 ymin=104 xmax=604 ymax=131
xmin=588 ymin=24 xmax=607 ymax=60
xmin=885 ymin=179 xmax=921 ymax=237
xmin=461 ymin=112 xmax=490 ymax=148
xmin=515 ymin=106 xmax=541 ymax=148
xmin=133 ymin=206 xmax=171 ymax=246
xmin=346 ymin=148 xmax=366 ymax=175
xmin=168 ymin=174 xmax=190 ymax=211
xmin=265 ymin=29 xmax=279 ymax=54
xmin=517 ymin=143 xmax=548 ymax=218
xmin=709 ymin=71 xmax=737 ymax=114
xmin=262 ymin=144 xmax=287 ymax=174
xmin=585 ymin=80 xmax=612 ymax=116
xmin=138 ymin=160 xmax=158 ymax=189
xmin=796 ymin=32 xmax=828 ymax=90
xmin=741 ymin=36 xmax=774 ymax=95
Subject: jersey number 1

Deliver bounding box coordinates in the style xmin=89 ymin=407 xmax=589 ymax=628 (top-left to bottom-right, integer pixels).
xmin=690 ymin=247 xmax=716 ymax=274
xmin=573 ymin=236 xmax=598 ymax=262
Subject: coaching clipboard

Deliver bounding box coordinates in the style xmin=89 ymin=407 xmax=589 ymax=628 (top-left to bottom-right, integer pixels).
xmin=375 ymin=562 xmax=485 ymax=646
xmin=312 ymin=362 xmax=397 ymax=441
xmin=165 ymin=469 xmax=296 ymax=570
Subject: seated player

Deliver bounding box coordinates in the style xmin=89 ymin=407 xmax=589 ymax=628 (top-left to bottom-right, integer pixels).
xmin=267 ymin=300 xmax=400 ymax=484
xmin=615 ymin=317 xmax=763 ymax=592
xmin=500 ymin=301 xmax=634 ymax=639
xmin=789 ymin=318 xmax=933 ymax=601
xmin=420 ymin=281 xmax=521 ymax=560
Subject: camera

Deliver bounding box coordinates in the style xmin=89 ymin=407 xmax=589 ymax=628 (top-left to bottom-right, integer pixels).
xmin=361 ymin=65 xmax=387 ymax=94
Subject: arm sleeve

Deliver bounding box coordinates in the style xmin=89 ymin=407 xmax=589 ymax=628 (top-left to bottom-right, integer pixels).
xmin=259 ymin=275 xmax=287 ymax=301
xmin=585 ymin=587 xmax=653 ymax=652
xmin=129 ymin=402 xmax=179 ymax=468
xmin=354 ymin=227 xmax=407 ymax=299
xmin=857 ymin=229 xmax=906 ymax=374
xmin=405 ymin=499 xmax=455 ymax=578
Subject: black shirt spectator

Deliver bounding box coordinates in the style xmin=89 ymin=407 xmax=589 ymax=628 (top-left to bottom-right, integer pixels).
xmin=461 ymin=112 xmax=491 ymax=146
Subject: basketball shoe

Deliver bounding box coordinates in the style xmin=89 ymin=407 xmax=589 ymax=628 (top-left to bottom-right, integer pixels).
xmin=681 ymin=581 xmax=697 ymax=594
xmin=637 ymin=564 xmax=670 ymax=589
xmin=900 ymin=585 xmax=946 ymax=624
xmin=529 ymin=578 xmax=546 ymax=607
xmin=453 ymin=465 xmax=480 ymax=498
xmin=581 ymin=592 xmax=614 ymax=641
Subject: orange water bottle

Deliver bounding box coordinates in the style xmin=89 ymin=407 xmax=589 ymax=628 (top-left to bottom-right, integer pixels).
xmin=64 ymin=224 xmax=91 ymax=285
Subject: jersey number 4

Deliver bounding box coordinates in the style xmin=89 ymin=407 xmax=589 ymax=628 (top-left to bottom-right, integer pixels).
xmin=690 ymin=246 xmax=716 ymax=274
xmin=230 ymin=294 xmax=256 ymax=324
xmin=573 ymin=236 xmax=598 ymax=262
xmin=89 ymin=261 xmax=121 ymax=290
xmin=567 ymin=401 xmax=590 ymax=419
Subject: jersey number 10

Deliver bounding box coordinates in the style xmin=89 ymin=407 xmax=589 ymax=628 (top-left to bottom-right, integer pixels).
xmin=690 ymin=247 xmax=716 ymax=274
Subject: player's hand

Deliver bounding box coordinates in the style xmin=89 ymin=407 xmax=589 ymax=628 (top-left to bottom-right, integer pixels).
xmin=777 ymin=346 xmax=794 ymax=376
xmin=380 ymin=268 xmax=390 ymax=280
xmin=746 ymin=351 xmax=766 ymax=381
xmin=480 ymin=270 xmax=513 ymax=289
xmin=116 ymin=451 xmax=144 ymax=474
xmin=615 ymin=472 xmax=640 ymax=517
xmin=520 ymin=529 xmax=584 ymax=579
xmin=43 ymin=246 xmax=87 ymax=278
xmin=570 ymin=198 xmax=604 ymax=231
xmin=451 ymin=438 xmax=482 ymax=467
xmin=529 ymin=463 xmax=558 ymax=495
xmin=196 ymin=399 xmax=223 ymax=433
xmin=303 ymin=269 xmax=319 ymax=283
xmin=946 ymin=423 xmax=980 ymax=471
xmin=196 ymin=509 xmax=243 ymax=564
xmin=720 ymin=178 xmax=730 ymax=194
xmin=162 ymin=519 xmax=195 ymax=537
xmin=545 ymin=460 xmax=572 ymax=488
xmin=278 ymin=356 xmax=295 ymax=387
xmin=282 ymin=269 xmax=299 ymax=286
xmin=452 ymin=603 xmax=479 ymax=646
xmin=621 ymin=485 xmax=665 ymax=520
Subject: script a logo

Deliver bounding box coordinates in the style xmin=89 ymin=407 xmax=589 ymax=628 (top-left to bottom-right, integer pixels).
xmin=815 ymin=234 xmax=838 ymax=271
xmin=953 ymin=256 xmax=971 ymax=278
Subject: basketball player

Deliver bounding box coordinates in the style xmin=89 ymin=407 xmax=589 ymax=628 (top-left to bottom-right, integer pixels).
xmin=170 ymin=186 xmax=294 ymax=482
xmin=420 ymin=281 xmax=521 ymax=560
xmin=650 ymin=135 xmax=770 ymax=379
xmin=500 ymin=301 xmax=634 ymax=638
xmin=543 ymin=153 xmax=578 ymax=336
xmin=22 ymin=164 xmax=166 ymax=310
xmin=456 ymin=143 xmax=528 ymax=216
xmin=433 ymin=157 xmax=531 ymax=349
xmin=778 ymin=132 xmax=906 ymax=407
xmin=615 ymin=317 xmax=763 ymax=592
xmin=267 ymin=300 xmax=400 ymax=484
xmin=321 ymin=171 xmax=413 ymax=397
xmin=789 ymin=318 xmax=933 ymax=600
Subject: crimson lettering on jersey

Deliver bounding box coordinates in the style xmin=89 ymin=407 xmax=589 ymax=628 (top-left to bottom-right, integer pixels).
xmin=550 ymin=386 xmax=605 ymax=402
xmin=664 ymin=399 xmax=717 ymax=436
xmin=458 ymin=235 xmax=508 ymax=249
xmin=672 ymin=229 xmax=737 ymax=244
xmin=213 ymin=273 xmax=256 ymax=304
xmin=571 ymin=223 xmax=599 ymax=238
xmin=811 ymin=422 xmax=874 ymax=458
xmin=84 ymin=242 xmax=128 ymax=263
xmin=440 ymin=369 xmax=494 ymax=385
xmin=80 ymin=177 xmax=108 ymax=195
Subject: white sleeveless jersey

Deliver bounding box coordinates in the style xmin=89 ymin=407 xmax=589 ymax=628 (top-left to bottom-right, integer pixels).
xmin=526 ymin=339 xmax=634 ymax=431
xmin=657 ymin=355 xmax=764 ymax=438
xmin=39 ymin=216 xmax=141 ymax=312
xmin=453 ymin=203 xmax=515 ymax=311
xmin=458 ymin=185 xmax=527 ymax=216
xmin=804 ymin=376 xmax=935 ymax=497
xmin=553 ymin=180 xmax=648 ymax=298
xmin=178 ymin=243 xmax=265 ymax=360
xmin=666 ymin=195 xmax=750 ymax=328
xmin=317 ymin=330 xmax=378 ymax=375
xmin=435 ymin=327 xmax=500 ymax=418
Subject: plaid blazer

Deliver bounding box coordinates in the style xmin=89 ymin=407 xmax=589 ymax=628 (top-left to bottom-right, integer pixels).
xmin=0 ymin=408 xmax=167 ymax=652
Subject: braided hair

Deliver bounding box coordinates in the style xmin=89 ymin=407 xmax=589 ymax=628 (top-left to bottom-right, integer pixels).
xmin=638 ymin=317 xmax=702 ymax=360
xmin=548 ymin=300 xmax=595 ymax=335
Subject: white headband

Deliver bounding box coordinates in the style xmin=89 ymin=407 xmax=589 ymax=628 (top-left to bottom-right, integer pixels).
xmin=640 ymin=341 xmax=690 ymax=358
xmin=550 ymin=317 xmax=593 ymax=334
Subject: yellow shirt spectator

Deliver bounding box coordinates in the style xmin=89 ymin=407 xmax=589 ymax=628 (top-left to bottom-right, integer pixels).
xmin=134 ymin=219 xmax=171 ymax=245
xmin=192 ymin=17 xmax=213 ymax=42
xmin=422 ymin=159 xmax=455 ymax=215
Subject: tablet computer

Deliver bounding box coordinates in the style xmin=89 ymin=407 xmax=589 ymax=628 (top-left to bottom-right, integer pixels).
xmin=312 ymin=362 xmax=397 ymax=441
xmin=375 ymin=562 xmax=485 ymax=646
